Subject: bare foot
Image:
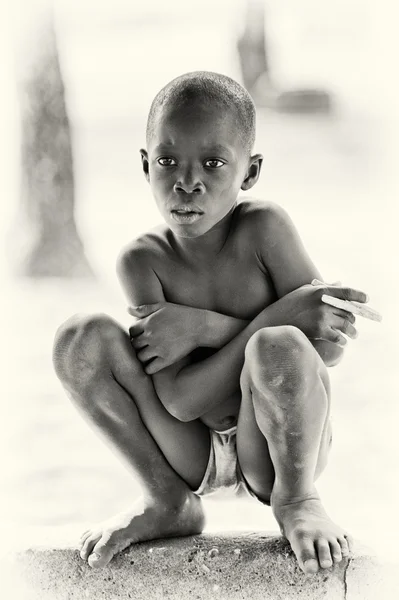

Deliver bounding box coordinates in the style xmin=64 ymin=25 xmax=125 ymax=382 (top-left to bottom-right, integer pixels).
xmin=272 ymin=488 xmax=353 ymax=575
xmin=79 ymin=492 xmax=205 ymax=568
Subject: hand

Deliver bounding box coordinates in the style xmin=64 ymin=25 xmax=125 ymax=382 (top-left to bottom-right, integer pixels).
xmin=275 ymin=282 xmax=368 ymax=346
xmin=128 ymin=302 xmax=204 ymax=374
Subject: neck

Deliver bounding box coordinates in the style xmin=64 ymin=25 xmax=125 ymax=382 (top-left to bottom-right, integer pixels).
xmin=169 ymin=203 xmax=237 ymax=261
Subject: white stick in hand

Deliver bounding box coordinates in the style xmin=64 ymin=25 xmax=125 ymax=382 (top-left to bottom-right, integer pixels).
xmin=321 ymin=295 xmax=382 ymax=322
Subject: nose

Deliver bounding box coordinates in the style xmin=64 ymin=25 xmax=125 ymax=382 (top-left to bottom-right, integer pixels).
xmin=174 ymin=166 xmax=205 ymax=194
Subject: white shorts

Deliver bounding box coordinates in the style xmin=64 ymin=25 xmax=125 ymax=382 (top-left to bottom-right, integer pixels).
xmin=193 ymin=425 xmax=270 ymax=504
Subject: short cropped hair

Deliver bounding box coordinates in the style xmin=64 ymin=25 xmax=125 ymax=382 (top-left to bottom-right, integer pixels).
xmin=146 ymin=71 xmax=256 ymax=155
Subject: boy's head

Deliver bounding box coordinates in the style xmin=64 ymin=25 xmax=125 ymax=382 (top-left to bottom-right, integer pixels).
xmin=146 ymin=71 xmax=256 ymax=157
xmin=140 ymin=71 xmax=263 ymax=238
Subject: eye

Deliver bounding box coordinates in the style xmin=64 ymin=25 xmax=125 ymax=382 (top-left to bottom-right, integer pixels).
xmin=204 ymin=159 xmax=225 ymax=169
xmin=158 ymin=157 xmax=177 ymax=167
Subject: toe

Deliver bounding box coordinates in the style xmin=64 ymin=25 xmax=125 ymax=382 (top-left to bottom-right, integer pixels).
xmin=316 ymin=540 xmax=333 ymax=569
xmin=338 ymin=536 xmax=350 ymax=557
xmin=302 ymin=557 xmax=319 ymax=575
xmin=293 ymin=535 xmax=319 ymax=574
xmin=88 ymin=541 xmax=116 ymax=568
xmin=329 ymin=540 xmax=342 ymax=565
xmin=79 ymin=531 xmax=91 ymax=549
xmin=345 ymin=533 xmax=354 ymax=554
xmin=80 ymin=535 xmax=100 ymax=561
xmin=80 ymin=529 xmax=90 ymax=541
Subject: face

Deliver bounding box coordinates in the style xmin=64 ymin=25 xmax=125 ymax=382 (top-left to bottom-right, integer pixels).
xmin=140 ymin=102 xmax=262 ymax=238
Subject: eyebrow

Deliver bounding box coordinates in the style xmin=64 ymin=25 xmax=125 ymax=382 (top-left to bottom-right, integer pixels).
xmin=154 ymin=143 xmax=234 ymax=157
xmin=204 ymin=144 xmax=234 ymax=156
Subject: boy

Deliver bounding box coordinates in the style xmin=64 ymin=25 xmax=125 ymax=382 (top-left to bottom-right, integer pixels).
xmin=53 ymin=71 xmax=368 ymax=576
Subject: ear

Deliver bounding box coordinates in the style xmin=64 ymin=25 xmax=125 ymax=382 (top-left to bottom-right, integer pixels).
xmin=241 ymin=153 xmax=263 ymax=191
xmin=140 ymin=149 xmax=150 ymax=183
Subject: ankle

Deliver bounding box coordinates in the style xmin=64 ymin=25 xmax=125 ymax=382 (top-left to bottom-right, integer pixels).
xmin=272 ymin=482 xmax=318 ymax=505
xmin=144 ymin=487 xmax=196 ymax=511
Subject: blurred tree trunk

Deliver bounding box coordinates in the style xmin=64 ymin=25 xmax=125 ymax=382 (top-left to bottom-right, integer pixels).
xmin=237 ymin=0 xmax=269 ymax=95
xmin=12 ymin=1 xmax=93 ymax=277
xmin=237 ymin=0 xmax=331 ymax=113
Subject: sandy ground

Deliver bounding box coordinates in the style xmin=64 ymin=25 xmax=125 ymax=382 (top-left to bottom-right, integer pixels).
xmin=1 ymin=0 xmax=398 ymax=566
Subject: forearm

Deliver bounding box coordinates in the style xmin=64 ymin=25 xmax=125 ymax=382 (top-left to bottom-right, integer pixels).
xmin=162 ymin=299 xmax=290 ymax=422
xmin=201 ymin=310 xmax=249 ymax=348
xmin=155 ymin=299 xmax=345 ymax=421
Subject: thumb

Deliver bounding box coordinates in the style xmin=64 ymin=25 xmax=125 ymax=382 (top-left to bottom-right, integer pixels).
xmin=127 ymin=303 xmax=162 ymax=317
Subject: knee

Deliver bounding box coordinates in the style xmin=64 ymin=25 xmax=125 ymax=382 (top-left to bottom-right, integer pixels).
xmin=52 ymin=313 xmax=123 ymax=388
xmin=244 ymin=326 xmax=316 ymax=396
xmin=245 ymin=325 xmax=312 ymax=365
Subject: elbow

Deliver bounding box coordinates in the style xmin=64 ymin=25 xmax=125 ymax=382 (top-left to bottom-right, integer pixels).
xmin=168 ymin=405 xmax=193 ymax=422
xmin=152 ymin=374 xmax=199 ymax=422
xmin=166 ymin=392 xmax=199 ymax=422
xmin=165 ymin=400 xmax=196 ymax=422
xmin=154 ymin=386 xmax=194 ymax=423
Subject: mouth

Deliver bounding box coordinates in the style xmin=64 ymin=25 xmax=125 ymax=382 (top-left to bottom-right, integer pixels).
xmin=171 ymin=210 xmax=203 ymax=224
xmin=170 ymin=204 xmax=204 ymax=223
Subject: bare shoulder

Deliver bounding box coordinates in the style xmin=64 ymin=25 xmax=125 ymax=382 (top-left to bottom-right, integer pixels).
xmin=238 ymin=198 xmax=320 ymax=297
xmin=116 ymin=225 xmax=172 ymax=303
xmin=236 ymin=197 xmax=291 ymax=240
xmin=116 ymin=224 xmax=171 ymax=274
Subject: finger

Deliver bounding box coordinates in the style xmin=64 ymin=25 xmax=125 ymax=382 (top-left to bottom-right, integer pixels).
xmin=322 ymin=295 xmax=381 ymax=321
xmin=326 ymin=286 xmax=369 ymax=303
xmin=127 ymin=303 xmax=162 ymax=317
xmin=329 ymin=328 xmax=347 ymax=347
xmin=145 ymin=358 xmax=166 ymax=375
xmin=333 ymin=317 xmax=358 ymax=339
xmin=130 ymin=336 xmax=147 ymax=350
xmin=129 ymin=323 xmax=145 ymax=337
xmin=137 ymin=347 xmax=158 ymax=362
xmin=342 ymin=322 xmax=358 ymax=340
xmin=332 ymin=308 xmax=356 ymax=324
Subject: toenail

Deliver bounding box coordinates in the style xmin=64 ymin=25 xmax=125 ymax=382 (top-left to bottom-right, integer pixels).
xmin=304 ymin=559 xmax=318 ymax=573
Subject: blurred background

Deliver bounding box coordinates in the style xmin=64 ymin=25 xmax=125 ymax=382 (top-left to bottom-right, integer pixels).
xmin=1 ymin=0 xmax=398 ymax=563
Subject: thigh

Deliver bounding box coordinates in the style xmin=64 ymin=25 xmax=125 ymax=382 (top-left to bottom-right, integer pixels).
xmin=93 ymin=315 xmax=211 ymax=491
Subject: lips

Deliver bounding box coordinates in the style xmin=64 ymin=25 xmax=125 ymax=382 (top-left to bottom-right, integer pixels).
xmin=171 ymin=205 xmax=204 ymax=214
xmin=170 ymin=210 xmax=203 ymax=224
xmin=171 ymin=201 xmax=203 ymax=215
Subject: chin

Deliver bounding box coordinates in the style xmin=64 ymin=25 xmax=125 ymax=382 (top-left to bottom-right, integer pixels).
xmin=170 ymin=226 xmax=206 ymax=239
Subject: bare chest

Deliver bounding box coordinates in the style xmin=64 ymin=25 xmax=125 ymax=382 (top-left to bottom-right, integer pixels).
xmin=157 ymin=251 xmax=276 ymax=320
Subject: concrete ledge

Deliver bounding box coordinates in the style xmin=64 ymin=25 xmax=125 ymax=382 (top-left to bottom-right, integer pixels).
xmin=1 ymin=532 xmax=397 ymax=600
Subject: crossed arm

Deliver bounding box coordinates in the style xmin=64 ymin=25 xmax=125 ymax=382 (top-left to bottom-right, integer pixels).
xmin=128 ymin=297 xmax=347 ymax=422
xmin=116 ymin=205 xmax=366 ymax=422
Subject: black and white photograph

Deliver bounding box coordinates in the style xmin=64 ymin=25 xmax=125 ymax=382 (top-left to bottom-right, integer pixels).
xmin=1 ymin=0 xmax=397 ymax=598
